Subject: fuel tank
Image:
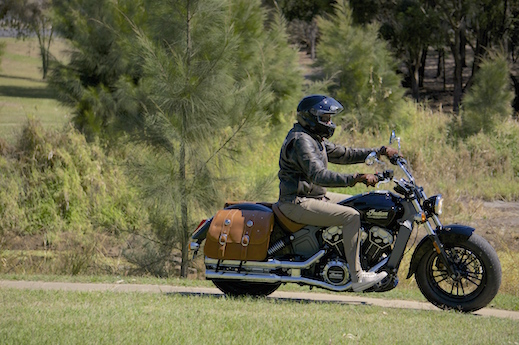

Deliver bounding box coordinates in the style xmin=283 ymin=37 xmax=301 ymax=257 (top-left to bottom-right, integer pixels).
xmin=339 ymin=191 xmax=402 ymax=227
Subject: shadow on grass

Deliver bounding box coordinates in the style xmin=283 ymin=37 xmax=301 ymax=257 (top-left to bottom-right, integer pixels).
xmin=0 ymin=74 xmax=44 ymax=84
xmin=0 ymin=84 xmax=57 ymax=100
xmin=167 ymin=291 xmax=369 ymax=307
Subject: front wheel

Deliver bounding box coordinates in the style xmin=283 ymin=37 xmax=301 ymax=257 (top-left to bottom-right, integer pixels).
xmin=212 ymin=280 xmax=281 ymax=297
xmin=415 ymin=233 xmax=501 ymax=312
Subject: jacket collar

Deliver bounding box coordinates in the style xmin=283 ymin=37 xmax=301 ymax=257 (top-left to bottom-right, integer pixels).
xmin=294 ymin=123 xmax=324 ymax=141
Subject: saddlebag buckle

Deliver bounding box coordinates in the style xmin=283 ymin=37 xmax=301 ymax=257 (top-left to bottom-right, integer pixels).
xmin=219 ymin=233 xmax=228 ymax=246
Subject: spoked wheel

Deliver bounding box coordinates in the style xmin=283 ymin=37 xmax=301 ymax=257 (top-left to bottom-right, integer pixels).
xmin=415 ymin=233 xmax=501 ymax=312
xmin=212 ymin=280 xmax=281 ymax=297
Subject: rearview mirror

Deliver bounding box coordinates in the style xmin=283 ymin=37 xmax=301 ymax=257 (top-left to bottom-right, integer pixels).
xmin=365 ymin=151 xmax=378 ymax=166
xmin=389 ymin=130 xmax=401 ymax=153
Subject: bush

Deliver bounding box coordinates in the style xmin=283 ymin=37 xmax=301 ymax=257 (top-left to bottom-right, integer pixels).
xmin=457 ymin=52 xmax=514 ymax=137
xmin=0 ymin=118 xmax=147 ymax=238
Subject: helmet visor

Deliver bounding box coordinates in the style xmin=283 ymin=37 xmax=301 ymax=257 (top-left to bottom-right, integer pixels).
xmin=318 ymin=113 xmax=333 ymax=124
xmin=309 ymin=97 xmax=344 ymax=118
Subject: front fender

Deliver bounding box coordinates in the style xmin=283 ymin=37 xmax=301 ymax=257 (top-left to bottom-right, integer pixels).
xmin=406 ymin=224 xmax=475 ymax=279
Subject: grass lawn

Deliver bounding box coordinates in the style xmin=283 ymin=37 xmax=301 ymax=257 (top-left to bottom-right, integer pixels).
xmin=1 ymin=287 xmax=518 ymax=345
xmin=0 ymin=37 xmax=71 ymax=143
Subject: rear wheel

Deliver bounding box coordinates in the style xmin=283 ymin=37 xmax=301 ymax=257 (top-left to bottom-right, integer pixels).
xmin=212 ymin=280 xmax=281 ymax=297
xmin=415 ymin=233 xmax=501 ymax=312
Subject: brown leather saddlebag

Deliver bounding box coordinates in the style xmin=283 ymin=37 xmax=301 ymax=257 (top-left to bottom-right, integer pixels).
xmin=204 ymin=208 xmax=274 ymax=261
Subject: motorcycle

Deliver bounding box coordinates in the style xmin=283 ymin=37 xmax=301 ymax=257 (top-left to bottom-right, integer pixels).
xmin=190 ymin=132 xmax=502 ymax=312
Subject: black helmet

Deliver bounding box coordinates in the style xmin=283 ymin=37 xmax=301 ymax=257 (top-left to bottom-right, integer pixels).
xmin=296 ymin=95 xmax=343 ymax=138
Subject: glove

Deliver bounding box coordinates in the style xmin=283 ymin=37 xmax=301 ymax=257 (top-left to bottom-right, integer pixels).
xmin=379 ymin=146 xmax=399 ymax=158
xmin=355 ymin=173 xmax=378 ymax=187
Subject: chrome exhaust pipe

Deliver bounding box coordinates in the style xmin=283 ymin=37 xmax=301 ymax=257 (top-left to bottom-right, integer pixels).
xmin=205 ymin=249 xmax=326 ymax=270
xmin=206 ymin=270 xmax=354 ymax=292
xmin=205 ymin=256 xmax=389 ymax=293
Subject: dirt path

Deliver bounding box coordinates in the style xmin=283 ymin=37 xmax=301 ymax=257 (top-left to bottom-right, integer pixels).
xmin=467 ymin=201 xmax=519 ymax=252
xmin=1 ymin=280 xmax=518 ymax=320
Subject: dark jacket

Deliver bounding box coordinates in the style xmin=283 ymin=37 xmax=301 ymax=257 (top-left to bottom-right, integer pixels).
xmin=278 ymin=123 xmax=374 ymax=202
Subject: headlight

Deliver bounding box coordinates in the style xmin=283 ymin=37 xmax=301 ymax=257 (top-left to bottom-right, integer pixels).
xmin=423 ymin=194 xmax=443 ymax=216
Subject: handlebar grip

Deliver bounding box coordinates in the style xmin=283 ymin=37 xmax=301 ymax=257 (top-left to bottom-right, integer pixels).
xmin=389 ymin=155 xmax=400 ymax=165
xmin=375 ymin=170 xmax=394 ymax=181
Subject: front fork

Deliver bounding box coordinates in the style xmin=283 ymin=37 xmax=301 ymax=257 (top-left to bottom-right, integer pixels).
xmin=413 ymin=200 xmax=458 ymax=277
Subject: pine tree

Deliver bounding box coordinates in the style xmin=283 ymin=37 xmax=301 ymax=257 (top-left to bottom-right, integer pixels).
xmin=263 ymin=8 xmax=303 ymax=123
xmin=315 ymin=0 xmax=404 ymax=131
xmin=228 ymin=0 xmax=303 ymax=123
xmin=459 ymin=52 xmax=514 ymax=136
xmin=49 ymin=0 xmax=138 ymax=138
xmin=122 ymin=0 xmax=273 ymax=277
xmin=50 ymin=0 xmax=301 ymax=276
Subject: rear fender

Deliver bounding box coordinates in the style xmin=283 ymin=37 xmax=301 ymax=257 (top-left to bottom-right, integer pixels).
xmin=191 ymin=218 xmax=213 ymax=241
xmin=406 ymin=224 xmax=475 ymax=279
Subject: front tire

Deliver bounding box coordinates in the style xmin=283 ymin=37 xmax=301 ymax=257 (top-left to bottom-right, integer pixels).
xmin=212 ymin=280 xmax=281 ymax=297
xmin=415 ymin=233 xmax=501 ymax=312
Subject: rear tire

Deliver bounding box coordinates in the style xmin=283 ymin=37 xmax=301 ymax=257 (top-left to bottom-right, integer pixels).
xmin=212 ymin=280 xmax=281 ymax=297
xmin=415 ymin=233 xmax=501 ymax=312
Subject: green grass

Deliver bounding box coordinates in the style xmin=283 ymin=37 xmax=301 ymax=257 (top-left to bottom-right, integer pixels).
xmin=1 ymin=272 xmax=518 ymax=312
xmin=0 ymin=37 xmax=71 ymax=143
xmin=1 ymin=34 xmax=519 ymax=339
xmin=1 ymin=288 xmax=517 ymax=345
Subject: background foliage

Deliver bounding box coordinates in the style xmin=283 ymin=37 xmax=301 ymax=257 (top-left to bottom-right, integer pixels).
xmin=0 ymin=118 xmax=146 ymax=249
xmin=0 ymin=0 xmax=518 ymax=281
xmin=316 ymin=1 xmax=405 ymax=131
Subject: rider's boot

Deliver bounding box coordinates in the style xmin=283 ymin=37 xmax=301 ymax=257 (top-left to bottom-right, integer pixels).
xmin=351 ymin=271 xmax=388 ymax=292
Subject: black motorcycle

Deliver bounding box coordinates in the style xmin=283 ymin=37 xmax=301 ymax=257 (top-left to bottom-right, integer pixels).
xmin=190 ymin=132 xmax=501 ymax=312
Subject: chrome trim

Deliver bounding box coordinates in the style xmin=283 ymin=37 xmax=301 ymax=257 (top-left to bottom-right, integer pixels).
xmin=205 ymin=249 xmax=326 ymax=270
xmin=205 ymin=257 xmax=389 ymax=293
xmin=218 ymin=234 xmax=227 ymax=245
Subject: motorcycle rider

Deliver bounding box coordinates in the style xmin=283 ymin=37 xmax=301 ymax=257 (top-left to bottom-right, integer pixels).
xmin=278 ymin=94 xmax=399 ymax=292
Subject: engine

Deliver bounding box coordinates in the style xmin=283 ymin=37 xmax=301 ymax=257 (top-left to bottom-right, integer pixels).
xmin=320 ymin=225 xmax=394 ymax=284
xmin=322 ymin=226 xmax=344 ymax=255
xmin=361 ymin=226 xmax=394 ymax=265
xmin=322 ymin=258 xmax=349 ymax=286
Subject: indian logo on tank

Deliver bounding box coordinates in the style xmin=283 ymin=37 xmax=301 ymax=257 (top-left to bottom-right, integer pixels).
xmin=366 ymin=209 xmax=389 ymax=220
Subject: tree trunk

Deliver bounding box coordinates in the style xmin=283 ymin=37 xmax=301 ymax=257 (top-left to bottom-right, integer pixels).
xmin=419 ymin=47 xmax=427 ymax=88
xmin=180 ymin=0 xmax=192 ymax=278
xmin=180 ymin=139 xmax=189 ymax=278
xmin=36 ymin=31 xmax=48 ymax=79
xmin=307 ymin=20 xmax=318 ymax=60
xmin=436 ymin=49 xmax=443 ymax=78
xmin=460 ymin=24 xmax=467 ymax=67
xmin=408 ymin=60 xmax=420 ymax=101
xmin=450 ymin=30 xmax=463 ymax=113
xmin=35 ymin=18 xmax=53 ymax=79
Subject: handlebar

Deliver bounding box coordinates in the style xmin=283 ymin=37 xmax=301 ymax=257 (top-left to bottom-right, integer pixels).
xmin=375 ymin=169 xmax=394 ymax=181
xmin=374 ymin=169 xmax=394 ymax=188
xmin=365 ymin=151 xmax=413 ymax=185
xmin=389 ymin=154 xmax=400 ymax=165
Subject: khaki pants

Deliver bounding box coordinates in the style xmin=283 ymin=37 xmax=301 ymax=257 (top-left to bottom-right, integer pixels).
xmin=278 ymin=192 xmax=362 ymax=283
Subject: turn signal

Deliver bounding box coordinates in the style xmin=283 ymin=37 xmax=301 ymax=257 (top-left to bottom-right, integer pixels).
xmin=414 ymin=212 xmax=427 ymax=223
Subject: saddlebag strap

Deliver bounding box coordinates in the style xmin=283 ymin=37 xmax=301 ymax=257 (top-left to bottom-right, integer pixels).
xmin=216 ymin=210 xmax=240 ymax=258
xmin=241 ymin=228 xmax=249 ymax=261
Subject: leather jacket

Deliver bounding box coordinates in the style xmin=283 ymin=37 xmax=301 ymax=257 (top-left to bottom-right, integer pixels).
xmin=278 ymin=123 xmax=375 ymax=203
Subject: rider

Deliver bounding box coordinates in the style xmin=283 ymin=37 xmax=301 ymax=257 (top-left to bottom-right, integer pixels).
xmin=277 ymin=94 xmax=399 ymax=292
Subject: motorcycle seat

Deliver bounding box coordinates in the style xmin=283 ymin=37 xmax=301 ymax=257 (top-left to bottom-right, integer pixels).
xmin=272 ymin=202 xmax=305 ymax=233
